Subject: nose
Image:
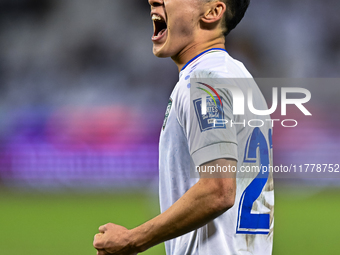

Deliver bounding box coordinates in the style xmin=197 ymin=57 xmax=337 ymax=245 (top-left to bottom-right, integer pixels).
xmin=148 ymin=0 xmax=163 ymax=8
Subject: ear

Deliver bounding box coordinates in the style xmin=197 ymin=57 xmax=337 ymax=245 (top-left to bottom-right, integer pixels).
xmin=201 ymin=1 xmax=226 ymax=24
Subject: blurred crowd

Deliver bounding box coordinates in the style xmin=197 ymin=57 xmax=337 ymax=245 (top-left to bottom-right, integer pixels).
xmin=0 ymin=0 xmax=339 ymax=109
xmin=0 ymin=0 xmax=339 ymax=188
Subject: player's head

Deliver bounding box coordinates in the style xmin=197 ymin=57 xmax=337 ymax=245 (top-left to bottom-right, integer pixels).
xmin=149 ymin=0 xmax=250 ymax=58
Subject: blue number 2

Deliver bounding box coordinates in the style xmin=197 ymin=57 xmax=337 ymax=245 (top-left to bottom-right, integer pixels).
xmin=236 ymin=127 xmax=272 ymax=235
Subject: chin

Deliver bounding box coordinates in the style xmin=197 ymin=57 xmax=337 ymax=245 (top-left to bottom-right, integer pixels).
xmin=153 ymin=51 xmax=169 ymax=58
xmin=153 ymin=47 xmax=170 ymax=58
xmin=153 ymin=43 xmax=179 ymax=59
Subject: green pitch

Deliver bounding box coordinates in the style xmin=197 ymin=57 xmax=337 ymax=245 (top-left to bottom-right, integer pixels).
xmin=0 ymin=188 xmax=338 ymax=255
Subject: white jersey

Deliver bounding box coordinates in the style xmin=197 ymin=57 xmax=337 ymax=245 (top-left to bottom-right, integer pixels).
xmin=159 ymin=48 xmax=274 ymax=255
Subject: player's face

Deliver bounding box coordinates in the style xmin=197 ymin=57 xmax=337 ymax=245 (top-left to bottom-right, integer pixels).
xmin=149 ymin=0 xmax=203 ymax=58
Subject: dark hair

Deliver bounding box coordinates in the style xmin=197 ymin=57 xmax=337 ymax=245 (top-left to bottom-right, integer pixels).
xmin=222 ymin=0 xmax=250 ymax=35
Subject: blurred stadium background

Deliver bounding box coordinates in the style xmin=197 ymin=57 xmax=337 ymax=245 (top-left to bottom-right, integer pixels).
xmin=0 ymin=0 xmax=339 ymax=254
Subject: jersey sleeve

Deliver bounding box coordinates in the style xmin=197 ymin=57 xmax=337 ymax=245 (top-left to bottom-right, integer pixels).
xmin=176 ymin=70 xmax=238 ymax=167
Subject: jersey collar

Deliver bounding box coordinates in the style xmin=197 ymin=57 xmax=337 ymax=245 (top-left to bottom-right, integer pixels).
xmin=180 ymin=48 xmax=228 ymax=72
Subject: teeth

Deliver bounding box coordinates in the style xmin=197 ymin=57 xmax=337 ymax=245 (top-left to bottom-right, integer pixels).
xmin=152 ymin=14 xmax=163 ymax=21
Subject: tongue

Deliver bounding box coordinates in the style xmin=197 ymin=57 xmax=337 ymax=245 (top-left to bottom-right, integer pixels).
xmin=158 ymin=28 xmax=166 ymax=37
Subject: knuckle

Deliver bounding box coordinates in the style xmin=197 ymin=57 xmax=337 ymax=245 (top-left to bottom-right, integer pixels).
xmin=93 ymin=237 xmax=101 ymax=248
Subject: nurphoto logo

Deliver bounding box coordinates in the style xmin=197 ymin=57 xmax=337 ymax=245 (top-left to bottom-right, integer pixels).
xmin=192 ymin=78 xmax=312 ymax=129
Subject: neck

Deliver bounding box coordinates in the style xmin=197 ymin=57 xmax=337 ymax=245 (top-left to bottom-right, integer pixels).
xmin=171 ymin=37 xmax=226 ymax=72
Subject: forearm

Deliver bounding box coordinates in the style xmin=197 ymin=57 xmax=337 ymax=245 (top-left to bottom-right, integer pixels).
xmin=129 ymin=178 xmax=236 ymax=253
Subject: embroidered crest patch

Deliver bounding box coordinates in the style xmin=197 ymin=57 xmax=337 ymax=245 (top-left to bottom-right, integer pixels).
xmin=193 ymin=96 xmax=226 ymax=132
xmin=162 ymin=98 xmax=173 ymax=130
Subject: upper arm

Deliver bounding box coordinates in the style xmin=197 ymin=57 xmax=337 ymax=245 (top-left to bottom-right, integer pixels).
xmin=198 ymin=158 xmax=237 ymax=210
xmin=176 ymin=71 xmax=238 ymax=207
xmin=199 ymin=158 xmax=237 ymax=179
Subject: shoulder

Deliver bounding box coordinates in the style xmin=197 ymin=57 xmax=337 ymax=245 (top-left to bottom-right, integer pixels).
xmin=189 ymin=52 xmax=253 ymax=79
xmin=172 ymin=52 xmax=253 ymax=114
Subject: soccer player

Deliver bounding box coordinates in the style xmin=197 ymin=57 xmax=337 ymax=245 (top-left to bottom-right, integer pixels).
xmin=93 ymin=0 xmax=274 ymax=254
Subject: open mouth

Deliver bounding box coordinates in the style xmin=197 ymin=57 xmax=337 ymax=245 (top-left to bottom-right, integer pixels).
xmin=152 ymin=14 xmax=168 ymax=41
